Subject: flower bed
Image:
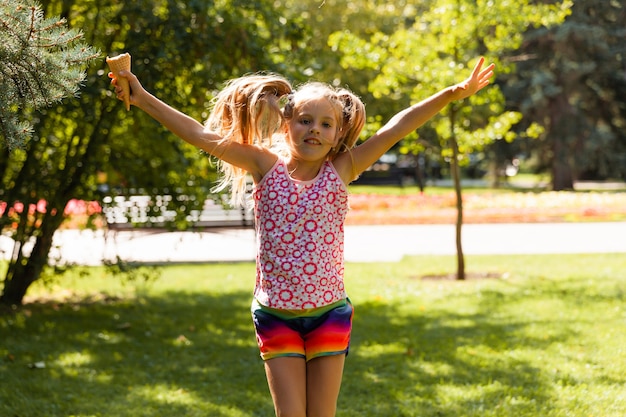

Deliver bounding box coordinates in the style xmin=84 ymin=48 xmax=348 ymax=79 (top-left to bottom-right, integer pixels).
xmin=346 ymin=191 xmax=626 ymax=225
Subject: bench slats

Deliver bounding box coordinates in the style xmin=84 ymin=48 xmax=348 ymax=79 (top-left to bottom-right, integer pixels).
xmin=101 ymin=195 xmax=254 ymax=230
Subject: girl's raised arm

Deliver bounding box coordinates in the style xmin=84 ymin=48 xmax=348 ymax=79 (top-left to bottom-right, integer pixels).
xmin=341 ymin=57 xmax=494 ymax=180
xmin=109 ymin=70 xmax=273 ymax=181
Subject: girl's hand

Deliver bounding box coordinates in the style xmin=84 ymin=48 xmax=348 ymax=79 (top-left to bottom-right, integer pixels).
xmin=108 ymin=70 xmax=144 ymax=108
xmin=451 ymin=57 xmax=495 ymax=100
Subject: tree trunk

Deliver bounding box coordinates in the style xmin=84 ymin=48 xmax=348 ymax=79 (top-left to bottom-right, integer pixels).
xmin=552 ymin=138 xmax=574 ymax=190
xmin=0 ymin=204 xmax=66 ymax=306
xmin=549 ymin=94 xmax=575 ymax=190
xmin=449 ymin=108 xmax=465 ymax=281
xmin=1 ymin=235 xmax=53 ymax=306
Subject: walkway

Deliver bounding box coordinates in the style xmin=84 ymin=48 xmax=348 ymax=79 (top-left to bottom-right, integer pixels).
xmin=4 ymin=222 xmax=619 ymax=265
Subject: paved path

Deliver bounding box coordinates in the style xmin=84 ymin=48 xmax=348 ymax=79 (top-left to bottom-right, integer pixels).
xmin=344 ymin=222 xmax=626 ymax=262
xmin=2 ymin=222 xmax=621 ymax=265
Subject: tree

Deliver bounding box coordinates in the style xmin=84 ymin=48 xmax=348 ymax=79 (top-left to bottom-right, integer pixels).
xmin=0 ymin=0 xmax=98 ymax=148
xmin=503 ymin=0 xmax=626 ymax=189
xmin=329 ymin=0 xmax=572 ymax=279
xmin=0 ymin=0 xmax=98 ymax=305
xmin=0 ymin=0 xmax=307 ymax=305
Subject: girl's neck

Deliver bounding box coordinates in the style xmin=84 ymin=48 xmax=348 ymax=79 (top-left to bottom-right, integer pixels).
xmin=285 ymin=157 xmax=326 ymax=181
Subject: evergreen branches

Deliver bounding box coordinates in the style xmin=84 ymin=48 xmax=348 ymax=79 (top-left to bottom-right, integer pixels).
xmin=0 ymin=0 xmax=99 ymax=149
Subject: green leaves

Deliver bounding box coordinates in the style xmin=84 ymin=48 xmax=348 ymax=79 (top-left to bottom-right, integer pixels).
xmin=0 ymin=0 xmax=99 ymax=148
xmin=0 ymin=0 xmax=324 ymax=304
xmin=505 ymin=0 xmax=626 ymax=188
xmin=329 ymin=0 xmax=573 ymax=157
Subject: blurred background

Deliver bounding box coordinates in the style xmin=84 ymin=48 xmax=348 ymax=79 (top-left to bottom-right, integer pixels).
xmin=1 ymin=0 xmax=625 ymax=303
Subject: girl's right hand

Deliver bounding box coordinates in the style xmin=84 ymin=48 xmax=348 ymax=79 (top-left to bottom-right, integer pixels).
xmin=108 ymin=70 xmax=143 ymax=108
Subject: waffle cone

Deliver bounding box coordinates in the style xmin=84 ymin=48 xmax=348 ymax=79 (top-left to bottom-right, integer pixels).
xmin=106 ymin=53 xmax=132 ymax=111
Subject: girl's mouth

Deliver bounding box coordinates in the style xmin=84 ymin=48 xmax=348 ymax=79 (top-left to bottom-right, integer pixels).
xmin=304 ymin=137 xmax=322 ymax=145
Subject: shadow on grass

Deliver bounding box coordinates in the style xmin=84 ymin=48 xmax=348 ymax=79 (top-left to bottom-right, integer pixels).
xmin=1 ymin=290 xmax=272 ymax=417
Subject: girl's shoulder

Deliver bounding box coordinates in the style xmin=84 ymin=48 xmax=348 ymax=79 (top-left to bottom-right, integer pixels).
xmin=329 ymin=153 xmax=355 ymax=186
xmin=253 ymin=150 xmax=284 ymax=186
xmin=247 ymin=146 xmax=280 ymax=184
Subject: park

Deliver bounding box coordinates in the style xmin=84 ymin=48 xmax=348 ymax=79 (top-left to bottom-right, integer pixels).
xmin=2 ymin=0 xmax=626 ymax=416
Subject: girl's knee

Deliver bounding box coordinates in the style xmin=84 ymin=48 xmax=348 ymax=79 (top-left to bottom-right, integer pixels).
xmin=275 ymin=406 xmax=306 ymax=417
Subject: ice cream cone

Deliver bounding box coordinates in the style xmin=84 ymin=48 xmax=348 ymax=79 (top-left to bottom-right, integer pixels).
xmin=106 ymin=53 xmax=132 ymax=111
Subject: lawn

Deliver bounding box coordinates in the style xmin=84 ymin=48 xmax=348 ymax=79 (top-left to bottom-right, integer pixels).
xmin=1 ymin=253 xmax=625 ymax=416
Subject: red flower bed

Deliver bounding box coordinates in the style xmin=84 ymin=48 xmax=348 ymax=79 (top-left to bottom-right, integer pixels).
xmin=346 ymin=191 xmax=626 ymax=225
xmin=0 ymin=199 xmax=102 ymax=230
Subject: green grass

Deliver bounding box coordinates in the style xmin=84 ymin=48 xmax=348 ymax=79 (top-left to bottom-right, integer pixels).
xmin=2 ymin=254 xmax=626 ymax=416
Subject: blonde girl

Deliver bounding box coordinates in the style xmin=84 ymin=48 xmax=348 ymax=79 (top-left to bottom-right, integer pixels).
xmin=110 ymin=57 xmax=494 ymax=417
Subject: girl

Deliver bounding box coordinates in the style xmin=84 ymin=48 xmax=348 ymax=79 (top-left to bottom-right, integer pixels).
xmin=109 ymin=57 xmax=494 ymax=417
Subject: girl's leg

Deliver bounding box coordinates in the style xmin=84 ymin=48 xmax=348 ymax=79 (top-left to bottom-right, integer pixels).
xmin=264 ymin=356 xmax=307 ymax=417
xmin=306 ymin=354 xmax=346 ymax=417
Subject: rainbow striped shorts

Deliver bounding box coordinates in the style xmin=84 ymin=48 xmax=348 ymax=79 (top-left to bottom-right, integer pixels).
xmin=251 ymin=298 xmax=354 ymax=362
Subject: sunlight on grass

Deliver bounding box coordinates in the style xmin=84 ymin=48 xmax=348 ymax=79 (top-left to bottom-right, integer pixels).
xmin=435 ymin=382 xmax=543 ymax=415
xmin=55 ymin=350 xmax=94 ymax=367
xmin=132 ymin=383 xmax=198 ymax=407
xmin=339 ymin=253 xmax=626 ymax=416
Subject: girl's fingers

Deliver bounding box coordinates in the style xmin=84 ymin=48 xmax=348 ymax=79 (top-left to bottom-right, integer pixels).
xmin=108 ymin=72 xmax=126 ymax=97
xmin=471 ymin=57 xmax=485 ymax=77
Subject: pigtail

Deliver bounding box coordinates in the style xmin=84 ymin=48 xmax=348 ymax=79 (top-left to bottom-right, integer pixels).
xmin=324 ymin=89 xmax=365 ymax=182
xmin=338 ymin=89 xmax=366 ymax=150
xmin=327 ymin=89 xmax=365 ymax=161
xmin=206 ymin=74 xmax=292 ymax=207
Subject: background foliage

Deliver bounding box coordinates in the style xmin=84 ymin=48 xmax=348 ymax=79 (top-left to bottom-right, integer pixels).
xmin=0 ymin=0 xmax=98 ymax=148
xmin=1 ymin=0 xmax=625 ymax=304
xmin=501 ymin=0 xmax=626 ymax=189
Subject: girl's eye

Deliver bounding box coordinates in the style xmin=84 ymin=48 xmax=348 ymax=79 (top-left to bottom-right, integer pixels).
xmin=323 ymin=122 xmax=333 ymax=128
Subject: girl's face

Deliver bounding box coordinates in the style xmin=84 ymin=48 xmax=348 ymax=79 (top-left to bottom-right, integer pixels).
xmin=286 ymin=98 xmax=340 ymax=163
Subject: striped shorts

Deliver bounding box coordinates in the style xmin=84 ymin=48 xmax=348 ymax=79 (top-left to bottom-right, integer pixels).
xmin=251 ymin=298 xmax=354 ymax=362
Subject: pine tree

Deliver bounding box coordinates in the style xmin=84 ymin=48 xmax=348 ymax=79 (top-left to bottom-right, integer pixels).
xmin=0 ymin=0 xmax=98 ymax=148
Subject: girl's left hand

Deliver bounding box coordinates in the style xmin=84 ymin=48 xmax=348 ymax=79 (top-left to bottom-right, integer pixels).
xmin=452 ymin=57 xmax=495 ymax=100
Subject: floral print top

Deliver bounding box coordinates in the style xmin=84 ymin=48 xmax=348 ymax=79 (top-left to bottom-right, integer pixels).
xmin=252 ymin=158 xmax=349 ymax=309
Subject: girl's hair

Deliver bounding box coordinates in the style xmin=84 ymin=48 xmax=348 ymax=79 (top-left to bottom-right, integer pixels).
xmin=206 ymin=74 xmax=365 ymax=206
